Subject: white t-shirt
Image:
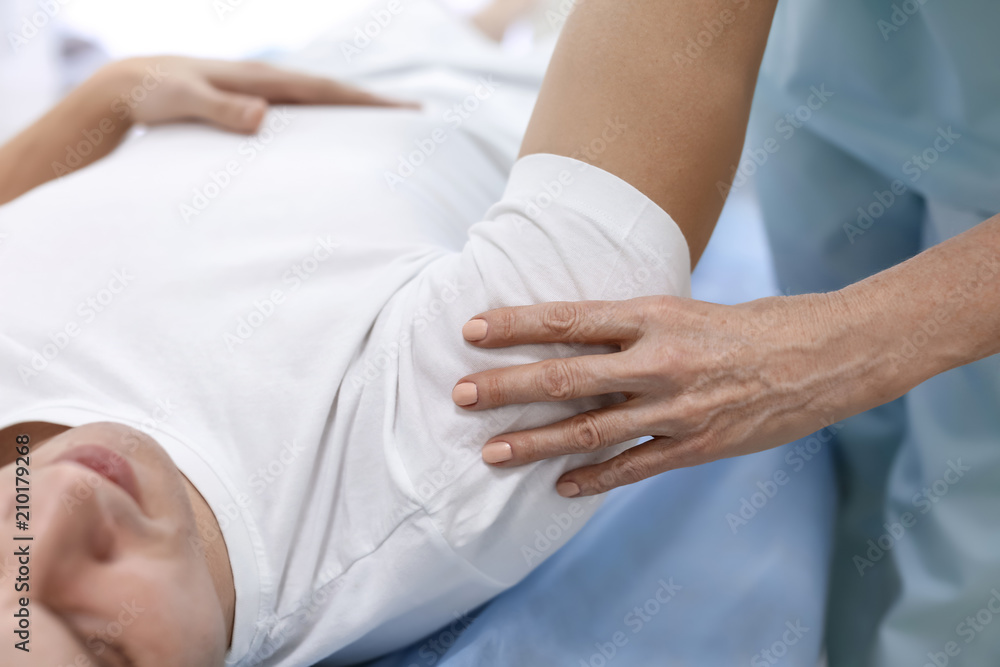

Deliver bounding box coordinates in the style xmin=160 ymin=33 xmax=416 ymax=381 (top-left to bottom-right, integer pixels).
xmin=0 ymin=6 xmax=690 ymax=667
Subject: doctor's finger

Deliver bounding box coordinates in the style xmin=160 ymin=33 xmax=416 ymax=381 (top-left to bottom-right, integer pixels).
xmin=461 ymin=300 xmax=643 ymax=348
xmin=453 ymin=352 xmax=638 ymax=409
xmin=479 ymin=403 xmax=652 ymax=467
xmin=556 ymin=436 xmax=702 ymax=497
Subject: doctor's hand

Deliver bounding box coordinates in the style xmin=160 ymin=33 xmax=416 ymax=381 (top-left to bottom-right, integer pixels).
xmin=452 ymin=293 xmax=901 ymax=498
xmin=101 ymin=56 xmax=417 ymax=133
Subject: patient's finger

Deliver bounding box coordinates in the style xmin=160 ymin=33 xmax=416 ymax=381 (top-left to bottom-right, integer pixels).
xmin=555 ymin=436 xmax=701 ymax=497
xmin=462 ymin=300 xmax=642 ymax=348
xmin=300 ymin=78 xmax=420 ymax=108
xmin=479 ymin=402 xmax=655 ymax=467
xmin=453 ymin=352 xmax=635 ymax=409
xmin=210 ymin=61 xmax=418 ymax=108
xmin=184 ymin=81 xmax=269 ymax=133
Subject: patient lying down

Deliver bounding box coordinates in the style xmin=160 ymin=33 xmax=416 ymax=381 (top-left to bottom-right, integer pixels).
xmin=0 ymin=3 xmax=689 ymax=666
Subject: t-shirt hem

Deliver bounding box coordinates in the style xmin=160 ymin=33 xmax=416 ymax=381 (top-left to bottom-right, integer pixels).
xmin=506 ymin=152 xmax=692 ymax=282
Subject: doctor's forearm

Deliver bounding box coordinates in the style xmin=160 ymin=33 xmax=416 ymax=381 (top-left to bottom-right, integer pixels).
xmin=834 ymin=214 xmax=1000 ymax=408
xmin=519 ymin=0 xmax=779 ymax=264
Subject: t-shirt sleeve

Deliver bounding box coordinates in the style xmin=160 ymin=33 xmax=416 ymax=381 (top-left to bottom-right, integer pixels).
xmin=360 ymin=152 xmax=691 ymax=585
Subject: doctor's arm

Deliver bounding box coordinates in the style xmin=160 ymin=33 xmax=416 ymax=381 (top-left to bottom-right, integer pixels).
xmin=452 ymin=0 xmax=1000 ymax=496
xmin=0 ymin=56 xmax=411 ymax=206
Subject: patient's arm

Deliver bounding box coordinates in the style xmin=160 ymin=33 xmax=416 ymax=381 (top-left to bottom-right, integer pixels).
xmin=520 ymin=0 xmax=779 ymax=265
xmin=0 ymin=63 xmax=131 ymax=205
xmin=0 ymin=56 xmax=413 ymax=206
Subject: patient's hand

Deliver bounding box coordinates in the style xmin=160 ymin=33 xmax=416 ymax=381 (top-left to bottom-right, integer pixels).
xmin=0 ymin=56 xmax=416 ymax=205
xmin=108 ymin=55 xmax=417 ymax=134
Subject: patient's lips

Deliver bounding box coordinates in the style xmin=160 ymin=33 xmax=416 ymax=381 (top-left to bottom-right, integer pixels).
xmin=54 ymin=444 xmax=142 ymax=505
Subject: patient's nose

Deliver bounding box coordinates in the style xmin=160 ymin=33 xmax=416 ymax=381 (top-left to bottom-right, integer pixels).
xmin=28 ymin=463 xmax=118 ymax=593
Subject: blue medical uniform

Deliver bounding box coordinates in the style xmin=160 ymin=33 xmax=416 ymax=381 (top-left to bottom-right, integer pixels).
xmin=749 ymin=0 xmax=1000 ymax=664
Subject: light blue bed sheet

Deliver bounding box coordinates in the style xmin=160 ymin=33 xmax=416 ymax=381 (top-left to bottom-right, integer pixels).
xmin=317 ymin=189 xmax=836 ymax=667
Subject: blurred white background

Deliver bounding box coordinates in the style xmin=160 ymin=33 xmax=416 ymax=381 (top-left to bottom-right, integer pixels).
xmin=0 ymin=0 xmax=488 ymax=140
xmin=57 ymin=0 xmax=486 ymax=58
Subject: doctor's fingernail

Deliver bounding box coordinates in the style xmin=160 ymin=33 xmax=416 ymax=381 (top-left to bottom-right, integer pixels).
xmin=452 ymin=382 xmax=478 ymax=406
xmin=462 ymin=319 xmax=488 ymax=342
xmin=556 ymin=481 xmax=581 ymax=498
xmin=482 ymin=442 xmax=512 ymax=464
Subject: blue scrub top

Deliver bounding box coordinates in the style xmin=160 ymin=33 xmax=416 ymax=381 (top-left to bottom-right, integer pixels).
xmin=749 ymin=1 xmax=1000 ymax=665
xmin=758 ymin=0 xmax=1000 ymax=215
